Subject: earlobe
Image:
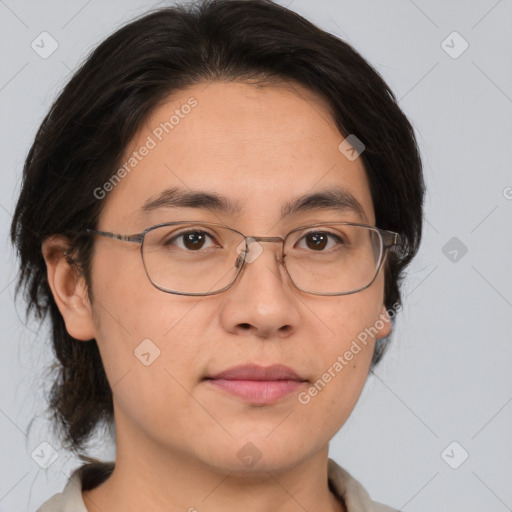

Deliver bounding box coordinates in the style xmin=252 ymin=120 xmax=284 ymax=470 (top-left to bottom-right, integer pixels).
xmin=376 ymin=303 xmax=392 ymax=340
xmin=42 ymin=236 xmax=96 ymax=341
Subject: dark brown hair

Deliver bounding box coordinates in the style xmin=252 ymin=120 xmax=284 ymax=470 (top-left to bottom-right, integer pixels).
xmin=11 ymin=0 xmax=424 ymax=455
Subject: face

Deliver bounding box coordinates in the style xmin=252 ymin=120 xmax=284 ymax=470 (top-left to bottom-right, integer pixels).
xmin=79 ymin=81 xmax=391 ymax=473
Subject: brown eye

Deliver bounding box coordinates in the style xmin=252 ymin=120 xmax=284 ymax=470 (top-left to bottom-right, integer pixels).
xmin=297 ymin=231 xmax=344 ymax=251
xmin=165 ymin=230 xmax=218 ymax=251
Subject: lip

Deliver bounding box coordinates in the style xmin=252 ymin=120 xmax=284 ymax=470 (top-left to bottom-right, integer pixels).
xmin=208 ymin=364 xmax=305 ymax=381
xmin=205 ymin=364 xmax=308 ymax=405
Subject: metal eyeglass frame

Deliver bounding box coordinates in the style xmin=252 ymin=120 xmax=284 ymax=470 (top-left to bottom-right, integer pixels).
xmin=84 ymin=221 xmax=400 ymax=296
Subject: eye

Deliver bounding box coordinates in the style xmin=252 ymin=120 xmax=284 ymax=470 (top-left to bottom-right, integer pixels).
xmin=164 ymin=230 xmax=220 ymax=251
xmin=295 ymin=231 xmax=345 ymax=251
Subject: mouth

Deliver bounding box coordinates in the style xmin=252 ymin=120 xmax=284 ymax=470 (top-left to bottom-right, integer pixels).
xmin=204 ymin=364 xmax=308 ymax=405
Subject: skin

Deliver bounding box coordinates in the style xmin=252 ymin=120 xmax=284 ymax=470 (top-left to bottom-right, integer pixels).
xmin=43 ymin=80 xmax=391 ymax=512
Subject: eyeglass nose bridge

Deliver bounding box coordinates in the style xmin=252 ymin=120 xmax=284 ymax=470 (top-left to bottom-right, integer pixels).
xmin=236 ymin=235 xmax=286 ymax=267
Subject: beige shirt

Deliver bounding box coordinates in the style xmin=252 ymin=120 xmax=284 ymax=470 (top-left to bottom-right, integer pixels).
xmin=37 ymin=458 xmax=399 ymax=512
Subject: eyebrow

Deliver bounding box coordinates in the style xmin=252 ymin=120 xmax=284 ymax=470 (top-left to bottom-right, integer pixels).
xmin=140 ymin=186 xmax=367 ymax=222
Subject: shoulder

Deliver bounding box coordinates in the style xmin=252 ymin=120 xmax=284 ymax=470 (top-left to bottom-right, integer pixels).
xmin=36 ymin=461 xmax=114 ymax=512
xmin=35 ymin=471 xmax=84 ymax=512
xmin=370 ymin=503 xmax=400 ymax=512
xmin=327 ymin=458 xmax=401 ymax=512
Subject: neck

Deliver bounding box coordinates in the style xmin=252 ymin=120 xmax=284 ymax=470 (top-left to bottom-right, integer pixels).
xmin=82 ymin=415 xmax=345 ymax=512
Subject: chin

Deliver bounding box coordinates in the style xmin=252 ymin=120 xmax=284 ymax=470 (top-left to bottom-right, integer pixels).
xmin=194 ymin=430 xmax=321 ymax=477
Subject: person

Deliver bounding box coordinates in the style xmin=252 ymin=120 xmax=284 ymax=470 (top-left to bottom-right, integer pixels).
xmin=10 ymin=0 xmax=424 ymax=510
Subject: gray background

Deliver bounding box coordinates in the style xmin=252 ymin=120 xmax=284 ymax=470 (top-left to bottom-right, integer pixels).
xmin=1 ymin=0 xmax=511 ymax=510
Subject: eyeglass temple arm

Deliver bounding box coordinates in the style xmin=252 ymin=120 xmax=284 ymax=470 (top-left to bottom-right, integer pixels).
xmin=381 ymin=230 xmax=400 ymax=248
xmin=85 ymin=229 xmax=144 ymax=244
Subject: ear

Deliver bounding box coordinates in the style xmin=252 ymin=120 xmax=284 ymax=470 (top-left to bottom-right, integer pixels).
xmin=375 ymin=303 xmax=392 ymax=340
xmin=42 ymin=235 xmax=96 ymax=341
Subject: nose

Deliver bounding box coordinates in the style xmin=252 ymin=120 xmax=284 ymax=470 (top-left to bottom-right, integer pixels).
xmin=218 ymin=237 xmax=301 ymax=339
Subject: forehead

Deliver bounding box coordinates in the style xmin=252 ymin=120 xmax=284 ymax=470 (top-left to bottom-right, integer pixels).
xmin=99 ymin=80 xmax=375 ymax=229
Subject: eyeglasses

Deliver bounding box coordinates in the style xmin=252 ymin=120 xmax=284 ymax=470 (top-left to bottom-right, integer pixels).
xmin=84 ymin=221 xmax=399 ymax=296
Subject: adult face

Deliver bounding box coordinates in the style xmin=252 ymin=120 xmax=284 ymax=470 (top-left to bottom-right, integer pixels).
xmin=52 ymin=80 xmax=391 ymax=476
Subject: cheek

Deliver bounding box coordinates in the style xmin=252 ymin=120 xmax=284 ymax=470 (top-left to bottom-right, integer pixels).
xmin=92 ymin=287 xmax=205 ymax=376
xmin=298 ymin=282 xmax=386 ymax=423
xmin=89 ymin=252 xmax=209 ymax=399
xmin=315 ymin=277 xmax=386 ymax=353
xmin=90 ymin=287 xmax=213 ymax=440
